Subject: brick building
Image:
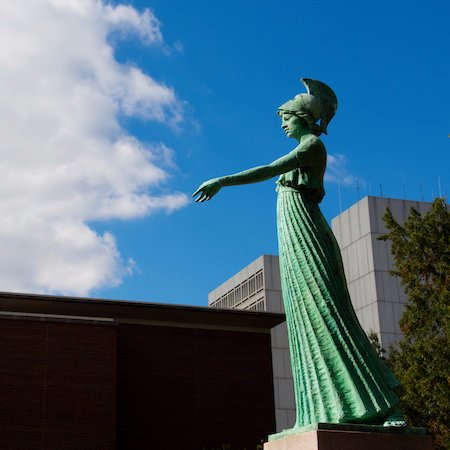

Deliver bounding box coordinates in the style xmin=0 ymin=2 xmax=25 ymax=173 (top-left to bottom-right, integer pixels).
xmin=0 ymin=291 xmax=283 ymax=449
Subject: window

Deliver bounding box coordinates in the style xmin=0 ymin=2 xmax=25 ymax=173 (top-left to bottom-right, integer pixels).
xmin=210 ymin=269 xmax=265 ymax=310
xmin=248 ymin=297 xmax=265 ymax=311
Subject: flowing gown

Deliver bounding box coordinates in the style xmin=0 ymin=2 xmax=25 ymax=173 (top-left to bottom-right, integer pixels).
xmin=276 ymin=142 xmax=401 ymax=428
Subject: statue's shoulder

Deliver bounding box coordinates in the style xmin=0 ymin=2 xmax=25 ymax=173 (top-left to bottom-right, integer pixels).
xmin=299 ymin=134 xmax=326 ymax=153
xmin=293 ymin=135 xmax=326 ymax=168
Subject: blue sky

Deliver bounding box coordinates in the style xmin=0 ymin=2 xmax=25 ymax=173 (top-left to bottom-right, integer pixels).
xmin=0 ymin=1 xmax=448 ymax=306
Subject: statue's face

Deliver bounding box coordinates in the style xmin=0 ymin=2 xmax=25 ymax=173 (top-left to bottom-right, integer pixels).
xmin=280 ymin=112 xmax=303 ymax=139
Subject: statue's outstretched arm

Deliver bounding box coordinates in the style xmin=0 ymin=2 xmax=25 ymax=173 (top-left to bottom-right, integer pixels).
xmin=192 ymin=147 xmax=301 ymax=202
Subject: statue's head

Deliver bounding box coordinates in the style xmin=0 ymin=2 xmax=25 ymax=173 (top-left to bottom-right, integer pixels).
xmin=278 ymin=78 xmax=338 ymax=136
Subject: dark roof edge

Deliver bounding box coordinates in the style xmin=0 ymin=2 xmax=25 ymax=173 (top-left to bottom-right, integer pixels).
xmin=0 ymin=291 xmax=285 ymax=332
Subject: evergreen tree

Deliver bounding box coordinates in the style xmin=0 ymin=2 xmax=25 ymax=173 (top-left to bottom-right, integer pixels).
xmin=367 ymin=329 xmax=386 ymax=360
xmin=379 ymin=198 xmax=450 ymax=449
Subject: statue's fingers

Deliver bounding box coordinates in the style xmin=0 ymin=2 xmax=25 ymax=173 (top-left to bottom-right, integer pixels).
xmin=195 ymin=192 xmax=207 ymax=202
xmin=192 ymin=187 xmax=202 ymax=197
xmin=201 ymin=192 xmax=212 ymax=202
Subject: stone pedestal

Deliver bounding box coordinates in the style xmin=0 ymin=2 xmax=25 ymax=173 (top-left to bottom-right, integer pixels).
xmin=264 ymin=424 xmax=434 ymax=450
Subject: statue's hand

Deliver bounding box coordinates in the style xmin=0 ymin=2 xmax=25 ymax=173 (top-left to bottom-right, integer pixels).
xmin=192 ymin=178 xmax=222 ymax=202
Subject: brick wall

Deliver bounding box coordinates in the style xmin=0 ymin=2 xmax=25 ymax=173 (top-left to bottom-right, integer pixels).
xmin=0 ymin=316 xmax=276 ymax=450
xmin=117 ymin=324 xmax=276 ymax=450
xmin=0 ymin=319 xmax=116 ymax=450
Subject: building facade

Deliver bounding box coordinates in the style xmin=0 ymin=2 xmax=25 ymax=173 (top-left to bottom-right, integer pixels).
xmin=0 ymin=291 xmax=284 ymax=449
xmin=209 ymin=255 xmax=295 ymax=432
xmin=331 ymin=195 xmax=433 ymax=350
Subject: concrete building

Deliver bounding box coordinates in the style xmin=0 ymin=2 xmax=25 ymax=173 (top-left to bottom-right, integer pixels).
xmin=331 ymin=195 xmax=433 ymax=350
xmin=208 ymin=195 xmax=435 ymax=431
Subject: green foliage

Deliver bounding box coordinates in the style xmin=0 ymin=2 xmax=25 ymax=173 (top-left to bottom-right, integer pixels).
xmin=367 ymin=329 xmax=386 ymax=360
xmin=380 ymin=198 xmax=450 ymax=450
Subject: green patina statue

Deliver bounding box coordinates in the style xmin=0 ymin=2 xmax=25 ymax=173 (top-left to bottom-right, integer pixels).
xmin=193 ymin=79 xmax=405 ymax=434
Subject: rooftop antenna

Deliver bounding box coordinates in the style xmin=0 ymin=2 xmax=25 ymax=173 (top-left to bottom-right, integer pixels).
xmin=402 ymin=184 xmax=406 ymax=200
xmin=420 ymin=182 xmax=424 ymax=201
xmin=379 ymin=184 xmax=383 ymax=197
xmin=356 ymin=180 xmax=360 ymax=200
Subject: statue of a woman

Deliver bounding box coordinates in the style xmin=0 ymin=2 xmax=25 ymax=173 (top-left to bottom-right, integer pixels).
xmin=193 ymin=79 xmax=404 ymax=432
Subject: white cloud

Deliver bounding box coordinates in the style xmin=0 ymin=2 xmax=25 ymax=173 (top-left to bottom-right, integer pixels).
xmin=103 ymin=3 xmax=164 ymax=45
xmin=0 ymin=0 xmax=188 ymax=296
xmin=326 ymin=154 xmax=365 ymax=187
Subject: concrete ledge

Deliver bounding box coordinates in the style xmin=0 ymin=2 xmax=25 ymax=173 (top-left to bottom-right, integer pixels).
xmin=264 ymin=429 xmax=434 ymax=450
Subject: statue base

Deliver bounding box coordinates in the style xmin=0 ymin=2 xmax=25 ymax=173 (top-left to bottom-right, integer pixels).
xmin=264 ymin=423 xmax=434 ymax=450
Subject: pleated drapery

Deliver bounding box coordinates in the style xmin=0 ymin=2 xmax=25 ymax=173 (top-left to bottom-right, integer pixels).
xmin=276 ymin=186 xmax=400 ymax=428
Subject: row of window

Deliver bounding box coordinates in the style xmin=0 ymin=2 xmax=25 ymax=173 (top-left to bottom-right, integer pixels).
xmin=211 ymin=269 xmax=264 ymax=310
xmin=247 ymin=297 xmax=266 ymax=311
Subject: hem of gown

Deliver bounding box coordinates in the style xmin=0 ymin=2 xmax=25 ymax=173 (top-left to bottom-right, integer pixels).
xmin=268 ymin=422 xmax=428 ymax=442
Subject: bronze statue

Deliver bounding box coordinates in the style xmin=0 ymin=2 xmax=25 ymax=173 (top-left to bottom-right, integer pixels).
xmin=194 ymin=79 xmax=405 ymax=434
